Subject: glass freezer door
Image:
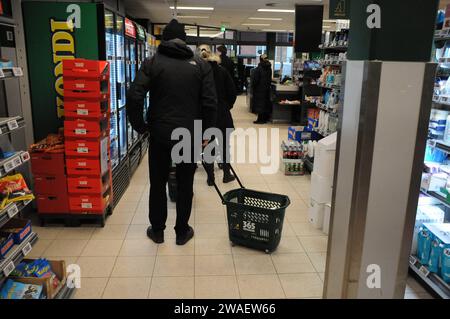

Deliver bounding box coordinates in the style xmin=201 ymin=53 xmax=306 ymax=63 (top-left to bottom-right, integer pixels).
xmin=105 ymin=10 xmax=119 ymax=169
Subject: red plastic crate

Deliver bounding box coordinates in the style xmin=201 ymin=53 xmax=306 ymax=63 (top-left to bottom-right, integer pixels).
xmin=69 ymin=193 xmax=110 ymax=214
xmin=64 ymin=118 xmax=109 ymax=139
xmin=67 ymin=176 xmax=110 ymax=194
xmin=64 ymin=99 xmax=109 ymax=120
xmin=30 ymin=152 xmax=65 ymax=175
xmin=37 ymin=193 xmax=69 ymax=214
xmin=65 ymin=139 xmax=102 ymax=158
xmin=34 ymin=174 xmax=68 ymax=195
xmin=66 ymin=158 xmax=102 ymax=176
xmin=64 ymin=78 xmax=110 ymax=100
xmin=63 ymin=59 xmax=109 ymax=80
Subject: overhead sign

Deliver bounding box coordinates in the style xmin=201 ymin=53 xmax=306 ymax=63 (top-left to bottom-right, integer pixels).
xmin=125 ymin=18 xmax=136 ymax=38
xmin=329 ymin=0 xmax=350 ymax=19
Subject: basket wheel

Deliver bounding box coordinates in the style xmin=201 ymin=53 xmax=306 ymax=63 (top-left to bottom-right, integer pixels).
xmin=265 ymin=249 xmax=270 ymax=254
xmin=230 ymin=241 xmax=236 ymax=247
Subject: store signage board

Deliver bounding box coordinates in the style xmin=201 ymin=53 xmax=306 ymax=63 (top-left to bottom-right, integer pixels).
xmin=22 ymin=3 xmax=100 ymax=141
xmin=125 ymin=18 xmax=136 ymax=38
xmin=329 ymin=0 xmax=350 ymax=20
xmin=347 ymin=0 xmax=439 ymax=62
xmin=136 ymin=24 xmax=146 ymax=41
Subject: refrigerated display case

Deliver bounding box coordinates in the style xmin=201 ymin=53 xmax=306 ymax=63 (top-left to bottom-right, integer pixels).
xmin=134 ymin=23 xmax=146 ymax=145
xmin=116 ymin=15 xmax=127 ymax=162
xmin=124 ymin=18 xmax=135 ymax=152
xmin=104 ymin=10 xmax=119 ymax=170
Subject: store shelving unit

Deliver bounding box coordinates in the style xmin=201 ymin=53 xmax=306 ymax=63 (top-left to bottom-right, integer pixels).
xmin=0 ymin=200 xmax=33 ymax=229
xmin=407 ymin=34 xmax=450 ymax=299
xmin=0 ymin=232 xmax=38 ymax=280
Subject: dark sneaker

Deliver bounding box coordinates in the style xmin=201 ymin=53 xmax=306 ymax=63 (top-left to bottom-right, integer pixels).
xmin=223 ymin=174 xmax=236 ymax=184
xmin=207 ymin=178 xmax=215 ymax=186
xmin=147 ymin=227 xmax=164 ymax=244
xmin=176 ymin=226 xmax=194 ymax=246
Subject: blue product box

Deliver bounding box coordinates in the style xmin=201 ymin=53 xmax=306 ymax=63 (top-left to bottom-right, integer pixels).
xmin=0 ymin=234 xmax=14 ymax=258
xmin=428 ymin=239 xmax=443 ymax=273
xmin=0 ymin=219 xmax=32 ymax=245
xmin=442 ymin=248 xmax=450 ymax=284
xmin=417 ymin=228 xmax=432 ymax=265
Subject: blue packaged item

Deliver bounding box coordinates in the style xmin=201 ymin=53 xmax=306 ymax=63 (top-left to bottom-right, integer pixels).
xmin=0 ymin=279 xmax=43 ymax=299
xmin=417 ymin=228 xmax=432 ymax=264
xmin=428 ymin=239 xmax=444 ymax=273
xmin=442 ymin=248 xmax=450 ymax=284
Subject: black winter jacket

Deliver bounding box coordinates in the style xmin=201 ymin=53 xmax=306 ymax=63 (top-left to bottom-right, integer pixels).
xmin=209 ymin=61 xmax=237 ymax=129
xmin=252 ymin=60 xmax=273 ymax=114
xmin=126 ymin=40 xmax=218 ymax=146
xmin=220 ymin=54 xmax=235 ymax=79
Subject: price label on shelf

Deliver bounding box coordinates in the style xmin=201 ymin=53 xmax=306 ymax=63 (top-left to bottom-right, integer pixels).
xmin=12 ymin=67 xmax=23 ymax=77
xmin=419 ymin=265 xmax=430 ymax=278
xmin=77 ymin=147 xmax=88 ymax=154
xmin=20 ymin=151 xmax=30 ymax=163
xmin=3 ymin=261 xmax=15 ymax=277
xmin=77 ymin=109 xmax=89 ymax=116
xmin=7 ymin=203 xmax=18 ymax=219
xmin=0 ymin=69 xmax=5 ymax=78
xmin=4 ymin=159 xmax=16 ymax=173
xmin=81 ymin=203 xmax=92 ymax=209
xmin=22 ymin=243 xmax=32 ymax=257
xmin=12 ymin=156 xmax=22 ymax=168
xmin=409 ymin=256 xmax=417 ymax=266
xmin=75 ymin=129 xmax=87 ymax=135
xmin=7 ymin=119 xmax=19 ymax=131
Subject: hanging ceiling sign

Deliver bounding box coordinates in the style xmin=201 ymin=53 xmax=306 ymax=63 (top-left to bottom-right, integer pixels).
xmin=329 ymin=0 xmax=350 ymax=20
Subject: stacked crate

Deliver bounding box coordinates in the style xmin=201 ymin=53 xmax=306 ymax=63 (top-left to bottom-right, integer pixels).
xmin=32 ymin=150 xmax=69 ymax=214
xmin=63 ymin=59 xmax=113 ymax=217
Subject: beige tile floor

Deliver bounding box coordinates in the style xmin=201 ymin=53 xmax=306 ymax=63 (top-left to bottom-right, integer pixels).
xmin=30 ymin=96 xmax=432 ymax=299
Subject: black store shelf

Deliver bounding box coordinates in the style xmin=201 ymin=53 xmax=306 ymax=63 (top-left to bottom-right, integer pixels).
xmin=0 ymin=200 xmax=33 ymax=229
xmin=0 ymin=232 xmax=38 ymax=280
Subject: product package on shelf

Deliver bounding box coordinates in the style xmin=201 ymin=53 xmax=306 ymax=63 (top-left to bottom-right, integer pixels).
xmin=0 ymin=258 xmax=67 ymax=299
xmin=281 ymin=140 xmax=305 ymax=176
xmin=30 ymin=133 xmax=69 ymax=214
xmin=63 ymin=59 xmax=113 ymax=216
xmin=416 ymin=223 xmax=450 ymax=284
xmin=0 ymin=174 xmax=34 ymax=210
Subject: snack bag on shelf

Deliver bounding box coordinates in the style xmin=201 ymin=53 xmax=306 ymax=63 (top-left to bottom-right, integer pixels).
xmin=0 ymin=174 xmax=34 ymax=209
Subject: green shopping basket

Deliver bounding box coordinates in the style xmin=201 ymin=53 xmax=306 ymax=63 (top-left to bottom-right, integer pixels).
xmin=202 ymin=160 xmax=290 ymax=254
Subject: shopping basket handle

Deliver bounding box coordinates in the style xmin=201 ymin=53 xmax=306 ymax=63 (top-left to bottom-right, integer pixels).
xmin=200 ymin=154 xmax=245 ymax=205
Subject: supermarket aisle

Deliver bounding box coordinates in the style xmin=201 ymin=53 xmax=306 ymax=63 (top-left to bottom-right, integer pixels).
xmin=29 ymin=96 xmax=431 ymax=299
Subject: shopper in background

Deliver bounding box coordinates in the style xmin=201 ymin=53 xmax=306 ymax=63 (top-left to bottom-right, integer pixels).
xmin=217 ymin=45 xmax=235 ymax=79
xmin=252 ymin=54 xmax=273 ymax=124
xmin=127 ymin=19 xmax=217 ymax=246
xmin=197 ymin=44 xmax=237 ymax=186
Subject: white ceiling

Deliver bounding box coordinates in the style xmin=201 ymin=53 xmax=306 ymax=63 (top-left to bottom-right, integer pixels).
xmin=124 ymin=0 xmax=331 ymax=32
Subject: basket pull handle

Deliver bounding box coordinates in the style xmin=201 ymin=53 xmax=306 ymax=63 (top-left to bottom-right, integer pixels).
xmin=228 ymin=163 xmax=245 ymax=189
xmin=201 ymin=160 xmax=226 ymax=204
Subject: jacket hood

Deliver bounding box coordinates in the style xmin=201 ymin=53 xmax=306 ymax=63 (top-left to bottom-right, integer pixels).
xmin=158 ymin=39 xmax=194 ymax=59
xmin=207 ymin=54 xmax=221 ymax=64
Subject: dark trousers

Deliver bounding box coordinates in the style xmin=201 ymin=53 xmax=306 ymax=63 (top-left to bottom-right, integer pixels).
xmin=148 ymin=138 xmax=196 ymax=235
xmin=204 ymin=130 xmax=232 ymax=180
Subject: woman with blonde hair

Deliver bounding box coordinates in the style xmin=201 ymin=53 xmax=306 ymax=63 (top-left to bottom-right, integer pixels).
xmin=196 ymin=44 xmax=237 ymax=185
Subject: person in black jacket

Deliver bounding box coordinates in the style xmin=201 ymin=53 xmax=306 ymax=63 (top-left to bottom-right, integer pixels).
xmin=127 ymin=19 xmax=217 ymax=246
xmin=197 ymin=45 xmax=237 ymax=186
xmin=252 ymin=54 xmax=273 ymax=124
xmin=217 ymin=45 xmax=235 ymax=79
